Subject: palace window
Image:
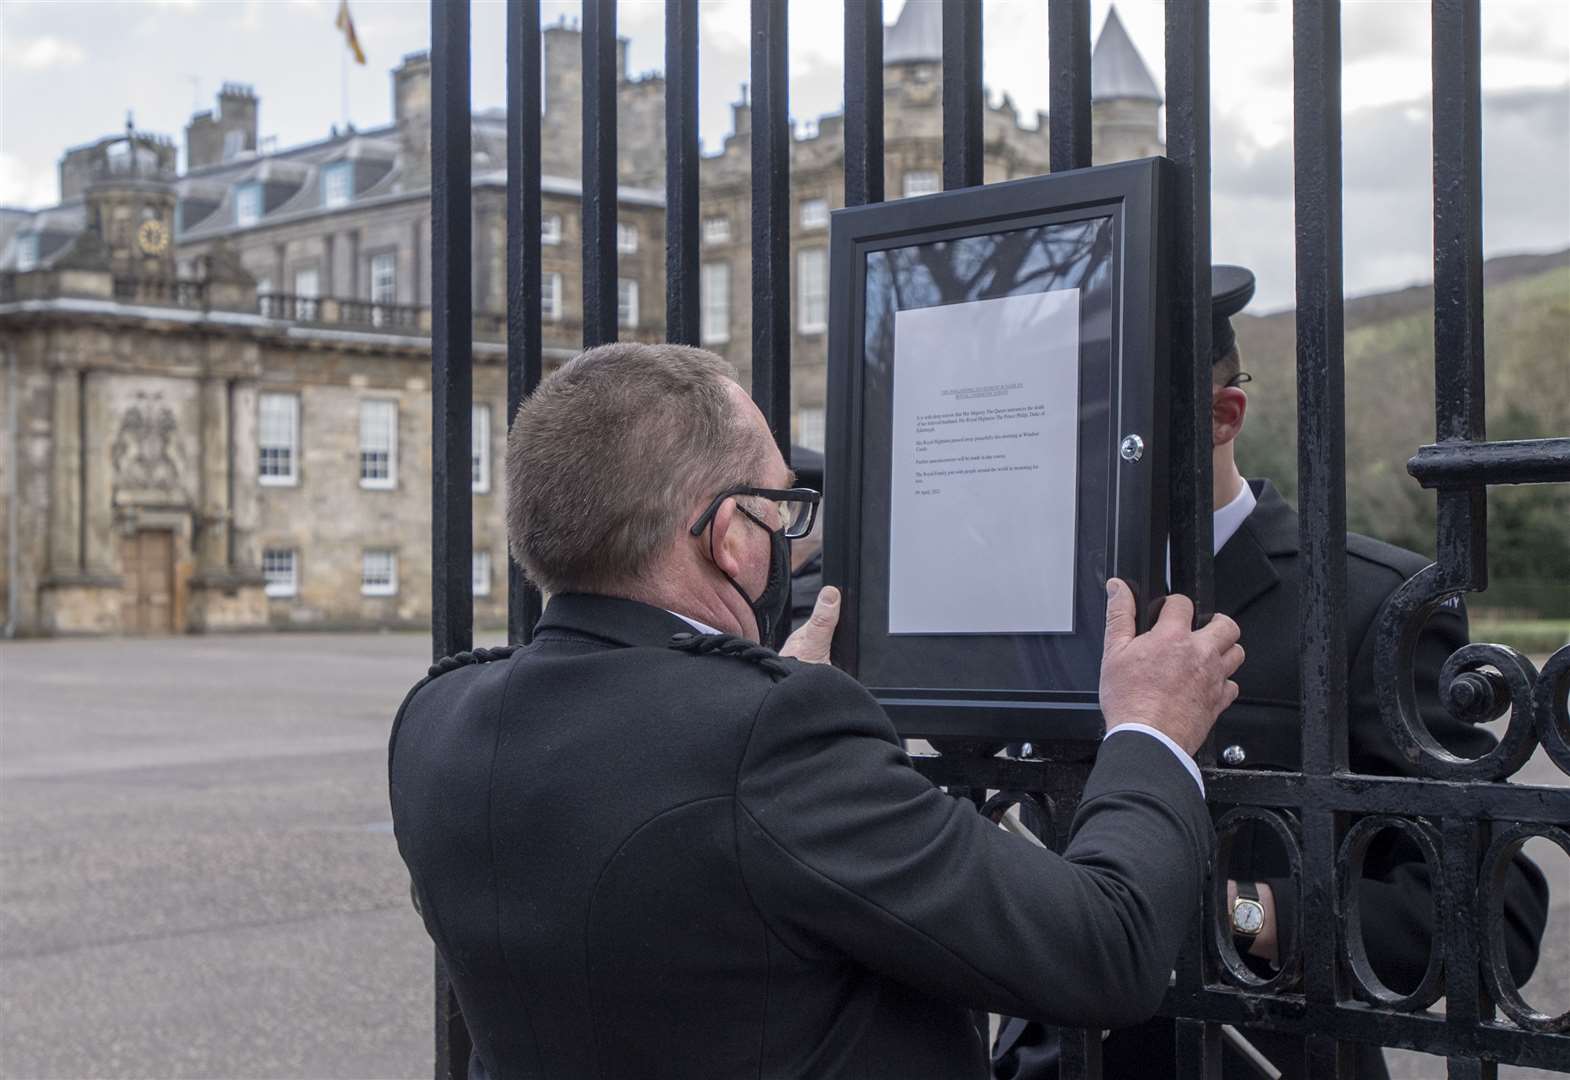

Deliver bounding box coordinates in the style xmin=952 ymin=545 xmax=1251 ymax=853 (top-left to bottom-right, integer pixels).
xmin=902 ymin=170 xmax=940 ymax=198
xmin=322 ymin=163 xmax=354 ymax=208
xmin=472 ymin=403 xmax=491 ymax=493
xmin=236 ymin=184 xmax=264 ymax=226
xmin=14 ymin=235 xmax=39 ymax=272
xmin=542 ymin=272 xmax=563 ymax=321
xmin=800 ymin=198 xmax=829 ymax=230
xmin=370 ymin=252 xmax=397 ymax=305
xmin=617 ymin=222 xmax=639 ymax=254
xmin=257 ymin=393 xmax=299 ymax=485
xmin=542 ymin=213 xmax=562 ymax=246
xmin=262 ymin=549 xmax=298 ymax=598
xmin=701 ymin=262 xmax=730 ymax=345
xmin=796 ymin=407 xmax=826 ymax=453
xmin=797 ymin=248 xmax=828 ymax=334
xmin=472 ymin=549 xmax=492 ymax=597
xmin=702 ymin=216 xmax=730 ymax=245
xmin=361 ymin=550 xmax=398 ymax=596
xmin=618 ymin=279 xmax=639 ymax=329
xmin=359 ymin=399 xmax=398 ymax=489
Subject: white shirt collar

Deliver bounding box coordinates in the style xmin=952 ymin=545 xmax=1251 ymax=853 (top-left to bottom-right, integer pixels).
xmin=666 ymin=610 xmax=721 ymax=635
xmin=1212 ymin=480 xmax=1258 ymax=556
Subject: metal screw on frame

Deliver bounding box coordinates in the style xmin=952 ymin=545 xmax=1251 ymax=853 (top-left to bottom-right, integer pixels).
xmin=1119 ymin=434 xmax=1144 ymax=462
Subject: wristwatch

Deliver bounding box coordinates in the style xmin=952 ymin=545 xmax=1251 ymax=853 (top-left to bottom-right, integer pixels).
xmin=1230 ymin=880 xmax=1265 ymax=938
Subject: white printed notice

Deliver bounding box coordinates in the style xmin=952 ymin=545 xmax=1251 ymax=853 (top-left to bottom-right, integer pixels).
xmin=888 ymin=290 xmax=1080 ymax=635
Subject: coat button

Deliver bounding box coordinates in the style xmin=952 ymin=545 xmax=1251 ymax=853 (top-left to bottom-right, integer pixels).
xmin=1222 ymin=744 xmax=1247 ymax=766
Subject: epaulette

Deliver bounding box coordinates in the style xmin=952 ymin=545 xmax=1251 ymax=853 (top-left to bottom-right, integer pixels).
xmin=669 ymin=632 xmax=791 ymax=682
xmin=426 ymin=644 xmax=518 ymax=680
xmin=390 ymin=644 xmax=519 ymax=786
xmin=1347 ymin=531 xmax=1430 ymax=580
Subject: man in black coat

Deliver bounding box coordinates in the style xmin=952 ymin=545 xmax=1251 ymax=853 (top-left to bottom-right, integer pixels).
xmin=992 ymin=268 xmax=1549 ymax=1080
xmin=390 ymin=342 xmax=1245 ymax=1080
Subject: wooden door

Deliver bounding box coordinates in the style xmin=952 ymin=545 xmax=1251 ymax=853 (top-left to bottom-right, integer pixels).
xmin=119 ymin=530 xmax=174 ymax=634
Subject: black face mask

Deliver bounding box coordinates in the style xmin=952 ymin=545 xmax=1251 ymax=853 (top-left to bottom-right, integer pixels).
xmin=715 ymin=506 xmax=792 ymax=645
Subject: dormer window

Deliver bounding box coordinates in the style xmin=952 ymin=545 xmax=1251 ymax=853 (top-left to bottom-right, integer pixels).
xmin=236 ymin=183 xmax=263 ymax=226
xmin=322 ymin=163 xmax=353 ymax=208
xmin=14 ymin=234 xmax=39 ymax=272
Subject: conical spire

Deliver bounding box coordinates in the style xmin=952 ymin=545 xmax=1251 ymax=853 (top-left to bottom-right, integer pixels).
xmin=883 ymin=0 xmax=943 ymax=66
xmin=1091 ymin=6 xmax=1162 ymax=104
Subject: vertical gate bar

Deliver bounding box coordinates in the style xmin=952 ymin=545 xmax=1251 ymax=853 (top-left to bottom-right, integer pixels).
xmin=1293 ymin=0 xmax=1349 ymax=781
xmin=941 ymin=0 xmax=983 ymax=189
xmin=1060 ymin=1027 xmax=1103 ymax=1080
xmin=581 ymin=0 xmax=618 ymax=347
xmin=665 ymin=0 xmax=700 ymax=346
xmin=430 ymin=1 xmax=474 ymax=1077
xmin=1293 ymin=0 xmax=1351 ymax=1075
xmin=1442 ymin=817 xmax=1496 ymax=1079
xmin=1163 ymin=0 xmax=1215 ymax=623
xmin=1431 ymin=0 xmax=1488 ymax=585
xmin=1173 ymin=1019 xmax=1221 ymax=1080
xmin=1165 ymin=4 xmax=1216 ymax=1072
xmin=750 ymin=0 xmax=791 ymax=461
xmin=844 ymin=0 xmax=884 ymax=207
xmin=506 ymin=0 xmax=543 ymax=644
xmin=1432 ymin=5 xmax=1492 ymax=1066
xmin=1048 ymin=0 xmax=1092 ymax=172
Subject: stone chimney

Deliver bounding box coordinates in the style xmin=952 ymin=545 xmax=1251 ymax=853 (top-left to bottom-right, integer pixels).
xmin=185 ymin=84 xmax=259 ymax=170
xmin=393 ymin=51 xmax=433 ymax=188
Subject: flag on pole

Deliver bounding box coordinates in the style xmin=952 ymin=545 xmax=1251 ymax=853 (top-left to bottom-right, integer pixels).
xmin=336 ymin=0 xmax=366 ymax=65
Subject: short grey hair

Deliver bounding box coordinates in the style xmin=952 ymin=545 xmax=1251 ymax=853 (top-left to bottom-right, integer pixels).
xmin=505 ymin=343 xmax=772 ymax=595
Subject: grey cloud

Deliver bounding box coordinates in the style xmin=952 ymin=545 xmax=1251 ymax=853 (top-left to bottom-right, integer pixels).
xmin=1212 ymin=85 xmax=1570 ymax=310
xmin=1340 ymin=4 xmax=1427 ymax=66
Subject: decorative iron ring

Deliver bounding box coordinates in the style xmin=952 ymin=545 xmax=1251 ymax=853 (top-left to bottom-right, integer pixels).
xmin=1479 ymin=823 xmax=1570 ymax=1033
xmin=1337 ymin=815 xmax=1446 ymax=1011
xmin=1210 ymin=806 xmax=1303 ymax=993
xmin=1532 ymin=645 xmax=1570 ymax=776
xmin=1374 ymin=565 xmax=1540 ymax=781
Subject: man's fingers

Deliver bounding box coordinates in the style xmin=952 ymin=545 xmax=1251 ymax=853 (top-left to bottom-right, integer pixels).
xmin=1156 ymin=592 xmax=1195 ymax=632
xmin=1198 ymin=612 xmax=1242 ymax=652
xmin=1103 ymin=579 xmax=1137 ymax=649
xmin=1223 ymin=679 xmax=1240 ymax=709
xmin=808 ymin=586 xmax=840 ymax=629
xmin=779 ymin=587 xmax=840 ymax=664
xmin=1222 ymin=643 xmax=1245 ymax=678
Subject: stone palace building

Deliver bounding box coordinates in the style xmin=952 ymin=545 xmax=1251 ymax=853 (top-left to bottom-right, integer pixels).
xmin=0 ymin=3 xmax=1163 ymax=636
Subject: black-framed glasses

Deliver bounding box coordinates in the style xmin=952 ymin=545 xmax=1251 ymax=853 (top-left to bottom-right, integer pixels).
xmin=689 ymin=485 xmax=822 ymax=541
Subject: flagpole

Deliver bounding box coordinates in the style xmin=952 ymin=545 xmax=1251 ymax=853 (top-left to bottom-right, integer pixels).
xmin=341 ymin=37 xmax=350 ymax=130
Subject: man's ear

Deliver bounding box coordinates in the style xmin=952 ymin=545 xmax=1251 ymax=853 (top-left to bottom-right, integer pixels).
xmin=1212 ymin=385 xmax=1248 ymax=448
xmin=702 ymin=497 xmax=745 ymax=582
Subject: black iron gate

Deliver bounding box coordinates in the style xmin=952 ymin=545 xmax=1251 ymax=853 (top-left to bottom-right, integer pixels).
xmin=425 ymin=1 xmax=1570 ymax=1076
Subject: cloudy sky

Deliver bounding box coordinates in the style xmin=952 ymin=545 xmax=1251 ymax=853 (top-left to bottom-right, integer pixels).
xmin=2 ymin=0 xmax=1566 ymax=310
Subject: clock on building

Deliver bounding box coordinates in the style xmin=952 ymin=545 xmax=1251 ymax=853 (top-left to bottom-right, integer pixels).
xmin=137 ymin=218 xmax=170 ymax=256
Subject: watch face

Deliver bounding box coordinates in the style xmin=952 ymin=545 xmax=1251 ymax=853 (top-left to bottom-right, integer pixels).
xmin=137 ymin=219 xmax=169 ymax=256
xmin=1233 ymin=898 xmax=1265 ymax=935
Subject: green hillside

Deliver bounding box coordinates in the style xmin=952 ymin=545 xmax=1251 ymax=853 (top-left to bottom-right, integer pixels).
xmin=1231 ymin=252 xmax=1570 ymax=618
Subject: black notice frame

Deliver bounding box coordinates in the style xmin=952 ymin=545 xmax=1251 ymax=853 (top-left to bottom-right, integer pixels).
xmin=824 ymin=158 xmax=1172 ymax=745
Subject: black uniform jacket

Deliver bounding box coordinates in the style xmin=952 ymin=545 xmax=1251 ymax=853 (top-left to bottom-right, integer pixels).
xmin=390 ymin=593 xmax=1215 ymax=1080
xmin=994 ymin=480 xmax=1550 ymax=1080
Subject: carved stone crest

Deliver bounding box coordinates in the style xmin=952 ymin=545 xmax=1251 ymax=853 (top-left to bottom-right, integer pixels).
xmin=112 ymin=392 xmax=185 ymax=496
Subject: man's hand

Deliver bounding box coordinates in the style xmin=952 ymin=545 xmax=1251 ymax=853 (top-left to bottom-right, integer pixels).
xmin=1100 ymin=579 xmax=1243 ymax=755
xmin=780 ymin=587 xmax=840 ymax=665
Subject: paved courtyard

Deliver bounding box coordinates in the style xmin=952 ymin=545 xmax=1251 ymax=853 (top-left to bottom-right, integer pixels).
xmin=0 ymin=632 xmax=1564 ymax=1079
